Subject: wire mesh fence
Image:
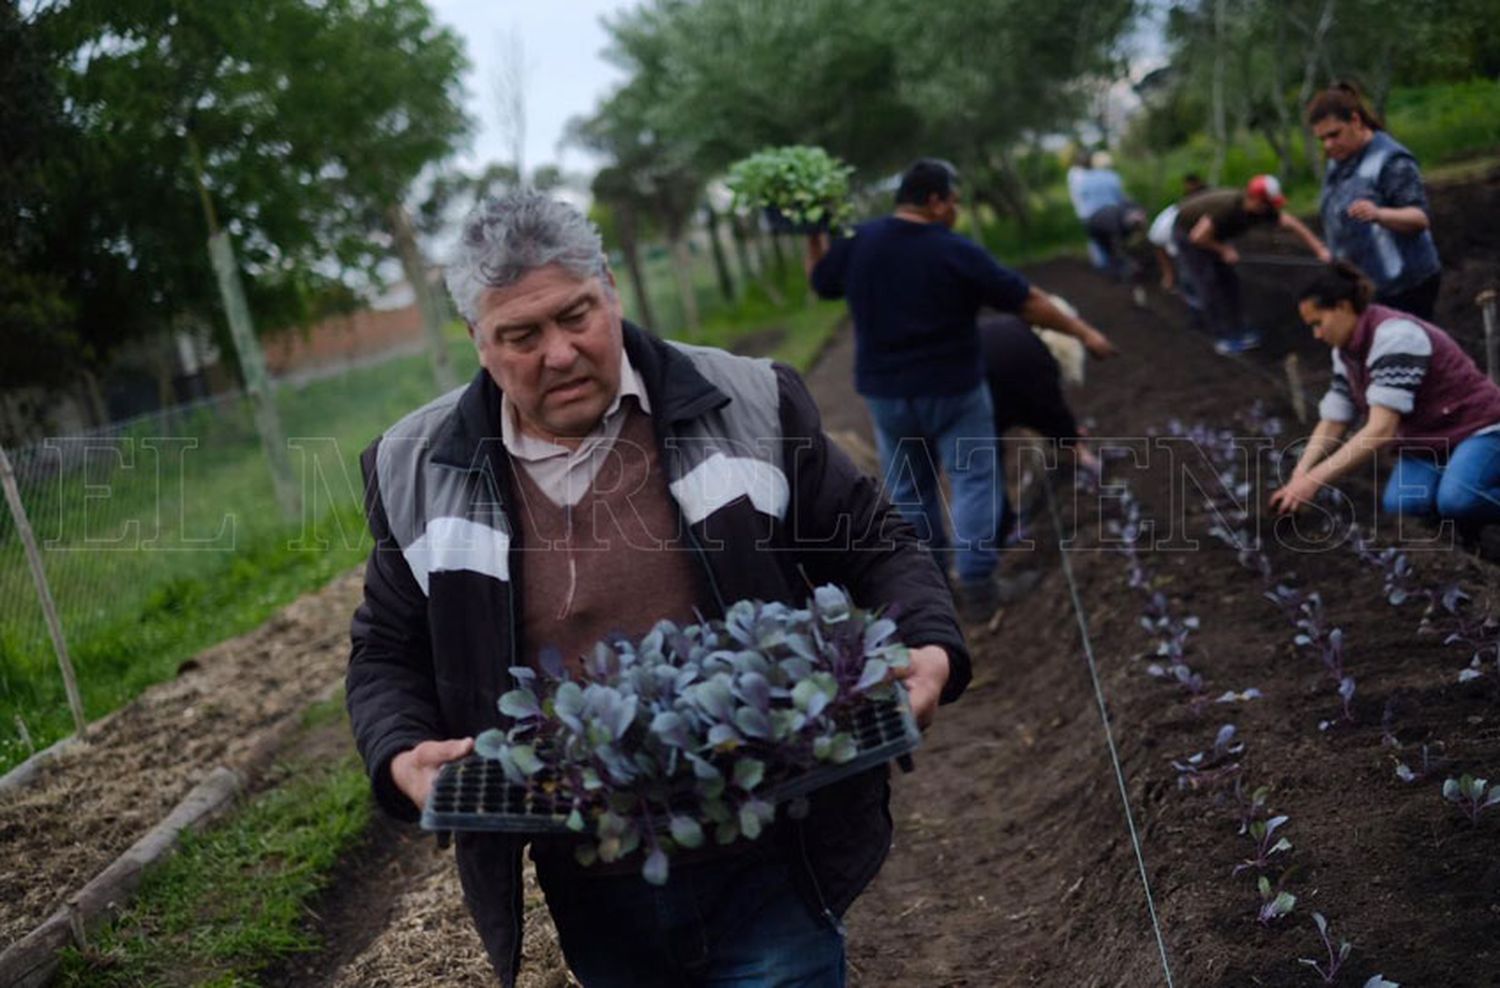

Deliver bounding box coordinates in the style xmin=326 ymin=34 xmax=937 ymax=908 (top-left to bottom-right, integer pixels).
xmin=0 ymin=345 xmax=457 ymax=771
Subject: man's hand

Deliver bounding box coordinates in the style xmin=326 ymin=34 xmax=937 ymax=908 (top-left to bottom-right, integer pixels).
xmin=893 ymin=645 xmax=950 ymax=729
xmin=1220 ymin=244 xmax=1240 ymax=265
xmin=1315 ymin=244 xmax=1333 ymax=263
xmin=1080 ymin=325 xmax=1118 ymax=360
xmin=803 ymin=231 xmax=831 ymax=279
xmin=1269 ymin=472 xmax=1322 ymax=515
xmin=1346 ymin=199 xmax=1381 ymax=223
xmin=391 ymin=737 xmax=474 ymax=810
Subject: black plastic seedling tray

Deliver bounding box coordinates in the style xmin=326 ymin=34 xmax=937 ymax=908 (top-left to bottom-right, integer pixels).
xmin=421 ymin=694 xmax=920 ymax=835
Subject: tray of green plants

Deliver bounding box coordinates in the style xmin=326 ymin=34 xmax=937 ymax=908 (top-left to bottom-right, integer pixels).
xmin=420 ymin=586 xmax=920 ymax=884
xmin=726 ymin=145 xmax=855 ymax=234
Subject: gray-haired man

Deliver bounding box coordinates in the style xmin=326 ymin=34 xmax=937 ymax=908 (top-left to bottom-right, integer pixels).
xmin=347 ymin=190 xmax=970 ymax=986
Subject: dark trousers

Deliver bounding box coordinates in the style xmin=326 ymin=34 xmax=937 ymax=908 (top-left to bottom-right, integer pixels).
xmin=1377 ymin=270 xmax=1442 ymax=322
xmin=537 ymin=844 xmax=845 ymax=987
xmin=1177 ymin=241 xmax=1243 ymax=340
xmin=1084 ymin=205 xmax=1138 ymax=281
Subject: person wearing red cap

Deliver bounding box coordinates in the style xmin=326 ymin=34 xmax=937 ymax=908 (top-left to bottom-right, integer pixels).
xmin=1172 ymin=175 xmax=1330 ymax=354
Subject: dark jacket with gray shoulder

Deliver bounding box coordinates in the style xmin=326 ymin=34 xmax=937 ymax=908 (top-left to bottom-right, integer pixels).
xmin=347 ymin=322 xmax=970 ymax=985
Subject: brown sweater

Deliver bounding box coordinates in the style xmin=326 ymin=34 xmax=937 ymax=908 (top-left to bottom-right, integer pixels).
xmin=509 ymin=404 xmax=705 ymax=671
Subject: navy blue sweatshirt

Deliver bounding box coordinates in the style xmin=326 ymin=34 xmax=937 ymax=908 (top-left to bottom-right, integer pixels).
xmin=811 ymin=216 xmax=1031 ymax=398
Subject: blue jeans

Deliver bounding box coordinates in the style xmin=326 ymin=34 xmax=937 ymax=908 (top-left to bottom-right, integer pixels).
xmin=1381 ymin=433 xmax=1500 ymax=524
xmin=537 ymin=847 xmax=845 ymax=987
xmin=864 ymin=385 xmax=1003 ymax=585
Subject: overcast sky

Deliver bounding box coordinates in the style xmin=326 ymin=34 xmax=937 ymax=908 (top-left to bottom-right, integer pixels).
xmin=427 ymin=0 xmax=636 ymax=180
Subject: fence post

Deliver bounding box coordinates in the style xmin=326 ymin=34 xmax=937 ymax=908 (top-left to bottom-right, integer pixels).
xmin=207 ymin=231 xmax=301 ymax=522
xmin=1478 ymin=289 xmax=1499 ymax=385
xmin=0 ymin=446 xmax=87 ymax=737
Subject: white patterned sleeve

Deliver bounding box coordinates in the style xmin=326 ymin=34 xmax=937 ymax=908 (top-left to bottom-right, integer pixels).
xmin=1318 ymin=349 xmax=1357 ymax=423
xmin=1364 ymin=318 xmax=1432 ymax=414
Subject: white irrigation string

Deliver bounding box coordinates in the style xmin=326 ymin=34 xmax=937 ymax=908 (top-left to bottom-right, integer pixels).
xmin=1041 ymin=478 xmax=1176 ymax=988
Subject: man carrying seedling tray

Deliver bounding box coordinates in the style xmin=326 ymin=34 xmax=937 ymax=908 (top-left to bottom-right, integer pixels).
xmin=347 ymin=189 xmax=969 ymax=987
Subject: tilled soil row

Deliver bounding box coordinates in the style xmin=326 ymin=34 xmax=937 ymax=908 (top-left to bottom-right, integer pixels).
xmin=0 ymin=570 xmax=361 ymax=948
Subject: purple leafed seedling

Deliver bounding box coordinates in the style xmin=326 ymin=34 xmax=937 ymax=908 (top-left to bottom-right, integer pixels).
xmin=1265 ymin=583 xmax=1307 ymax=622
xmin=1233 ymin=814 xmax=1292 ymax=875
xmin=1292 ymin=594 xmax=1328 ymax=651
xmin=1172 ymin=724 xmax=1244 ymax=790
xmin=1238 ymin=547 xmax=1275 ymax=585
xmin=1379 ymin=692 xmax=1413 ymax=749
xmin=1148 ymin=660 xmax=1209 ymax=710
xmin=1298 ymin=911 xmax=1351 ymax=984
xmin=1393 ymin=744 xmax=1441 ymax=784
xmin=1441 ymin=774 xmax=1500 ymax=824
xmin=1214 ymin=687 xmax=1263 ymax=705
xmin=1256 ymin=874 xmax=1297 ymax=925
xmin=1227 ymin=779 xmax=1271 ymax=835
xmin=1318 ymin=673 xmax=1356 ymax=732
xmin=1447 ymin=615 xmax=1500 ymax=683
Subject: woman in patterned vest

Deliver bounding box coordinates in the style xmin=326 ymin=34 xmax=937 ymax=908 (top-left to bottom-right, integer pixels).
xmin=1271 ymin=263 xmax=1500 ymax=535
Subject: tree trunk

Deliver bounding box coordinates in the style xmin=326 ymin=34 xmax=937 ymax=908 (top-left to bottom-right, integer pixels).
xmin=727 ymin=211 xmax=758 ymax=282
xmin=1265 ymin=13 xmax=1300 ymax=180
xmin=617 ymin=208 xmax=658 ymax=332
xmin=767 ymin=231 xmax=788 ymax=282
xmin=703 ymin=204 xmax=736 ymax=304
xmin=1209 ymin=0 xmax=1228 ymax=185
xmin=80 ymin=368 xmax=109 ymax=427
xmin=1297 ymin=0 xmax=1339 ymax=180
xmin=667 ymin=235 xmax=701 ymax=340
xmin=387 ymin=202 xmax=457 ymax=395
xmin=155 ymin=331 xmax=178 ymax=429
xmin=992 ymin=147 xmax=1032 ymax=226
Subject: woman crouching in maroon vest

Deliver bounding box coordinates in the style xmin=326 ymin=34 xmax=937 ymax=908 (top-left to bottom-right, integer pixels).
xmin=1271 ymin=262 xmax=1500 ymax=538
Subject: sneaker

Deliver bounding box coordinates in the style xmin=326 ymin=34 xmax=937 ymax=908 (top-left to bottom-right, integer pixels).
xmin=954 ymin=579 xmax=1000 ymax=623
xmin=995 ymin=568 xmax=1042 ymax=604
xmin=1213 ymin=333 xmax=1262 ymax=356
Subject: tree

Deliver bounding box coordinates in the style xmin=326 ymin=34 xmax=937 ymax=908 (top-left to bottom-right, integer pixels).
xmin=15 ymin=0 xmax=470 ymax=398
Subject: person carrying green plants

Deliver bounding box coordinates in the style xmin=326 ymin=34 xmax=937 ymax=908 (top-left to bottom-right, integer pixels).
xmin=348 ymin=189 xmax=970 ymax=987
xmin=805 ymin=158 xmax=1117 ymax=620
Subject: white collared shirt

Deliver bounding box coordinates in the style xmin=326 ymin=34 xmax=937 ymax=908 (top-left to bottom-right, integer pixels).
xmin=500 ymin=354 xmax=651 ymax=508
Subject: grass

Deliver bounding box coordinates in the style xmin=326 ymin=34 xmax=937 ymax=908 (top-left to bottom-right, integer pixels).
xmin=55 ymin=743 xmax=371 ymax=987
xmin=0 ymin=249 xmax=844 ymax=776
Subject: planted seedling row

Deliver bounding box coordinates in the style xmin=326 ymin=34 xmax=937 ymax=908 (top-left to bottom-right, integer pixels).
xmin=1228 ymin=407 xmax=1500 ymax=823
xmin=1121 ymin=417 xmax=1401 ymax=981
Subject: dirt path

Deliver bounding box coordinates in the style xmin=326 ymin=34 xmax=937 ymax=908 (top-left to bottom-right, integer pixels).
xmin=7 ymin=170 xmax=1499 ymax=986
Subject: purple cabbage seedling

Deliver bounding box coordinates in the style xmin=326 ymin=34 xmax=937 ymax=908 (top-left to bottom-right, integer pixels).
xmin=1298 ymin=911 xmax=1351 ymax=984
xmin=1393 ymin=744 xmax=1441 ymax=784
xmin=1214 ymin=688 xmax=1263 ymax=705
xmin=1441 ymin=774 xmax=1500 ymax=824
xmin=1233 ymin=814 xmax=1292 ymax=875
xmin=1265 ymin=583 xmax=1307 ymax=622
xmin=1256 ymin=874 xmax=1297 ymax=925
xmin=1230 ymin=780 xmax=1271 ymax=835
xmin=1172 ymin=724 xmax=1244 ymax=790
xmin=1448 ymin=616 xmax=1500 ymax=683
xmin=474 ymin=586 xmax=913 ymax=884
